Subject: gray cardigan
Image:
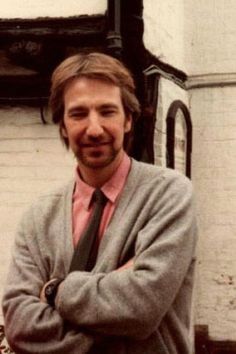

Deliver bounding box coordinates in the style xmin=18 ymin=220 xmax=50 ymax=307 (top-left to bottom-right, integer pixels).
xmin=2 ymin=159 xmax=197 ymax=354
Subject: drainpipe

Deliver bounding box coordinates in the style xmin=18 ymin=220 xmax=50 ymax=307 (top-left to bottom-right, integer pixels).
xmin=106 ymin=0 xmax=122 ymax=58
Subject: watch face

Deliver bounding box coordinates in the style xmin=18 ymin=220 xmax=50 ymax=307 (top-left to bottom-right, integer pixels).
xmin=44 ymin=279 xmax=62 ymax=306
xmin=45 ymin=283 xmax=54 ymax=296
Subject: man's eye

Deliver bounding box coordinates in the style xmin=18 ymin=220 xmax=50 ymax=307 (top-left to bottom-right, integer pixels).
xmin=101 ymin=110 xmax=116 ymax=117
xmin=69 ymin=111 xmax=87 ymax=119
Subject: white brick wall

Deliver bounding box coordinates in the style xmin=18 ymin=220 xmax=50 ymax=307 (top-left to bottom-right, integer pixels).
xmin=185 ymin=0 xmax=236 ymax=75
xmin=190 ymin=85 xmax=236 ymax=340
xmin=0 ymin=106 xmax=75 ymax=321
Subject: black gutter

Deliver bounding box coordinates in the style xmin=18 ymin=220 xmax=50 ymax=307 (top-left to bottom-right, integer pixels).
xmin=106 ymin=0 xmax=122 ymax=58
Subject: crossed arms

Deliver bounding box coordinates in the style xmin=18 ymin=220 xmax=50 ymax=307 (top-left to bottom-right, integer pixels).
xmin=2 ymin=173 xmax=197 ymax=354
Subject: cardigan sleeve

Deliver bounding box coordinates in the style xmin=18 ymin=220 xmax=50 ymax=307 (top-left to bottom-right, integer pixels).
xmin=55 ymin=173 xmax=198 ymax=339
xmin=2 ymin=211 xmax=93 ymax=354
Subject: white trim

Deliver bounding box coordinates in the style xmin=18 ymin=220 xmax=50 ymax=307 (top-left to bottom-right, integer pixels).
xmin=143 ymin=65 xmax=185 ymax=89
xmin=186 ymin=73 xmax=236 ymax=89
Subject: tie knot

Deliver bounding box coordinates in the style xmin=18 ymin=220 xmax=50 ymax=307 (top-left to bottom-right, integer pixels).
xmin=93 ymin=189 xmax=107 ymax=206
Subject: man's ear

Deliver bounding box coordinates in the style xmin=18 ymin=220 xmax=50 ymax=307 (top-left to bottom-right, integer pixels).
xmin=59 ymin=124 xmax=70 ymax=149
xmin=61 ymin=124 xmax=68 ymax=138
xmin=124 ymin=114 xmax=132 ymax=133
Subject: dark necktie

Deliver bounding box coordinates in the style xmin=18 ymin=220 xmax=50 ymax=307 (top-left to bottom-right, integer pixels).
xmin=69 ymin=189 xmax=107 ymax=272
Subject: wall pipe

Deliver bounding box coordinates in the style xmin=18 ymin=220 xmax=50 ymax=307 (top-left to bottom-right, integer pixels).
xmin=106 ymin=0 xmax=122 ymax=58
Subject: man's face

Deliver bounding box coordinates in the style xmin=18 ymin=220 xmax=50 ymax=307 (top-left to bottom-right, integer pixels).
xmin=62 ymin=77 xmax=131 ymax=172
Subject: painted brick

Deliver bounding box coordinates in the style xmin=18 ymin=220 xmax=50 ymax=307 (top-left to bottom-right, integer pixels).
xmin=0 ymin=107 xmax=75 ymax=316
xmin=190 ymin=85 xmax=236 ymax=340
xmin=185 ymin=0 xmax=236 ymax=75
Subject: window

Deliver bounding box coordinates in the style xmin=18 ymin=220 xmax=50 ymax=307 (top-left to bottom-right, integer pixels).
xmin=166 ymin=100 xmax=192 ymax=178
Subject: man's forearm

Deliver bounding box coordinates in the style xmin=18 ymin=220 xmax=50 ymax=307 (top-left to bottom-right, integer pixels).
xmin=41 ymin=259 xmax=134 ymax=308
xmin=53 ymin=177 xmax=197 ymax=339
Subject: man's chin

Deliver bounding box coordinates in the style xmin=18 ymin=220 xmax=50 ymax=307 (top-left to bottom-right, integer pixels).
xmin=75 ymin=147 xmax=123 ymax=170
xmin=78 ymin=155 xmax=116 ymax=170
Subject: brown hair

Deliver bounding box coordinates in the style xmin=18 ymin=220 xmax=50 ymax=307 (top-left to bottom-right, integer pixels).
xmin=49 ymin=52 xmax=140 ymax=148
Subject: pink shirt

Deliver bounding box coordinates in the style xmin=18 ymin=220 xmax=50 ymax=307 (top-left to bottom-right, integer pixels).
xmin=72 ymin=153 xmax=131 ymax=247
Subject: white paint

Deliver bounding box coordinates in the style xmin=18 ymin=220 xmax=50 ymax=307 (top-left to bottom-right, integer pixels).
xmin=143 ymin=0 xmax=186 ymax=72
xmin=0 ymin=107 xmax=75 ymax=317
xmin=1 ymin=0 xmax=106 ymax=18
xmin=187 ymin=73 xmax=236 ymax=89
xmin=190 ymin=85 xmax=236 ymax=341
xmin=185 ymin=0 xmax=236 ymax=75
xmin=144 ymin=0 xmax=236 ymax=76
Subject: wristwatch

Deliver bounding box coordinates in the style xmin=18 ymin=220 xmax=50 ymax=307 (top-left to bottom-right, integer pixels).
xmin=44 ymin=278 xmax=63 ymax=307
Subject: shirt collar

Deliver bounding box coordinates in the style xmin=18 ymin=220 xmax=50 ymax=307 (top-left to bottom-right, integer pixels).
xmin=101 ymin=153 xmax=131 ymax=203
xmin=73 ymin=153 xmax=131 ymax=210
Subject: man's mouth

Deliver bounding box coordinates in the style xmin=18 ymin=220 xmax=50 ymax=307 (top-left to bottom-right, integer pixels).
xmin=81 ymin=141 xmax=110 ymax=148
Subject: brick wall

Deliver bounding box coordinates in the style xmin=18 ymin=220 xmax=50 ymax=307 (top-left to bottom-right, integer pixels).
xmin=0 ymin=106 xmax=75 ymax=321
xmin=190 ymin=85 xmax=236 ymax=341
xmin=185 ymin=0 xmax=236 ymax=75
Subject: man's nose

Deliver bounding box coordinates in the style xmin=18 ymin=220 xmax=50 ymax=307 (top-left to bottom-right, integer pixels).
xmin=86 ymin=115 xmax=104 ymax=137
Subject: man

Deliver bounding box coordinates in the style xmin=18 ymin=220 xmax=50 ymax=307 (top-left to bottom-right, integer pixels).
xmin=2 ymin=52 xmax=197 ymax=354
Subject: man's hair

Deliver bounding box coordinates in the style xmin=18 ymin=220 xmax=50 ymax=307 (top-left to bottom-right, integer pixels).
xmin=49 ymin=52 xmax=141 ymax=149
